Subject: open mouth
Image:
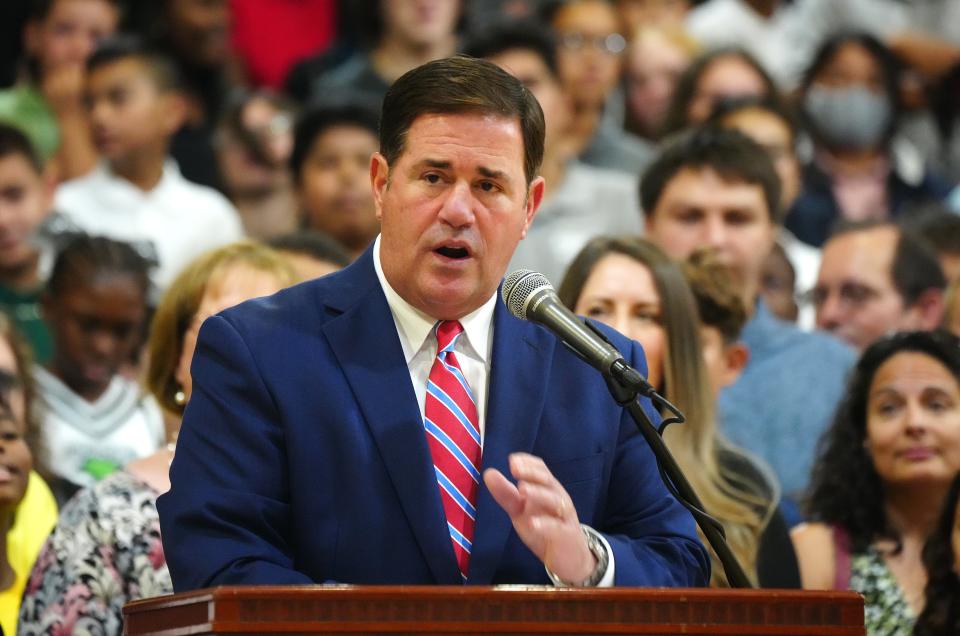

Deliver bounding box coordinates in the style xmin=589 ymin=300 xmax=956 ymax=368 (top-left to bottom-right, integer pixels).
xmin=435 ymin=246 xmax=470 ymax=260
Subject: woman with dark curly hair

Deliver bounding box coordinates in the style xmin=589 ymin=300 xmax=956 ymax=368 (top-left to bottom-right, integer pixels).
xmin=914 ymin=473 xmax=960 ymax=636
xmin=792 ymin=330 xmax=960 ymax=636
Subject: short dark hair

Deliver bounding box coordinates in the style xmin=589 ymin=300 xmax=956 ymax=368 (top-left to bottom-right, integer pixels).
xmin=901 ymin=202 xmax=960 ymax=257
xmin=640 ymin=127 xmax=781 ymax=222
xmin=683 ymin=249 xmax=748 ymax=344
xmin=47 ymin=233 xmax=152 ymax=298
xmin=289 ymin=100 xmax=380 ymax=185
xmin=806 ymin=330 xmax=960 ymax=553
xmin=87 ymin=35 xmax=181 ymax=92
xmin=707 ymin=94 xmax=800 ymax=149
xmin=379 ymin=56 xmax=545 ymax=184
xmin=267 ymin=231 xmax=351 ymax=268
xmin=462 ymin=20 xmax=559 ymax=77
xmin=830 ymin=221 xmax=947 ymax=305
xmin=0 ymin=124 xmax=43 ymax=173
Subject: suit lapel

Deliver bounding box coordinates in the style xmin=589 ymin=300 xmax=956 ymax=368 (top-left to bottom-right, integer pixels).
xmin=468 ymin=301 xmax=555 ymax=584
xmin=322 ymin=252 xmax=461 ymax=584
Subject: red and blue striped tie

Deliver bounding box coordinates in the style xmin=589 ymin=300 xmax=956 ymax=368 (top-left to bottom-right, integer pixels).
xmin=424 ymin=320 xmax=482 ymax=581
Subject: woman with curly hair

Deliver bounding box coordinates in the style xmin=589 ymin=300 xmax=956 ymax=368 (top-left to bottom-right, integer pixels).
xmin=792 ymin=330 xmax=960 ymax=635
xmin=914 ymin=473 xmax=960 ymax=636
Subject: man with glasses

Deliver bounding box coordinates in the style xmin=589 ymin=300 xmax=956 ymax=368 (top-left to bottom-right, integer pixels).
xmin=813 ymin=221 xmax=947 ymax=351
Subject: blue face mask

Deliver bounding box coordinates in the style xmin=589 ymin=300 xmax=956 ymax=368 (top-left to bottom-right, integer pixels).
xmin=803 ymin=85 xmax=892 ymax=151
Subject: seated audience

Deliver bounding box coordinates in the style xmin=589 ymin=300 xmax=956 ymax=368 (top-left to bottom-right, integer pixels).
xmin=0 ymin=124 xmax=55 ymax=363
xmin=914 ymin=472 xmax=960 ymax=636
xmin=290 ymin=101 xmax=381 ymax=260
xmin=813 ymin=222 xmax=946 ymax=351
xmin=0 ymin=314 xmax=57 ymax=636
xmin=758 ymin=240 xmax=798 ymax=324
xmin=558 ymin=236 xmax=797 ymax=587
xmin=902 ymin=204 xmax=960 ymax=284
xmin=53 ymin=37 xmax=243 ymax=292
xmin=787 ymin=33 xmax=952 ymax=248
xmin=615 ymin=0 xmax=691 ymax=35
xmin=466 ymin=21 xmax=641 ymax=286
xmin=267 ymin=231 xmax=351 ymax=281
xmin=547 ymin=0 xmax=654 ymax=174
xmin=661 ymin=48 xmax=778 ymax=136
xmin=945 ymin=277 xmax=960 ymax=337
xmin=36 ymin=234 xmax=161 ymax=502
xmin=18 ymin=241 xmax=296 ymax=635
xmin=793 ymin=330 xmax=960 ymax=635
xmin=0 ymin=0 xmax=119 ymax=180
xmin=215 ymin=90 xmax=297 ymax=239
xmin=642 ymin=127 xmax=856 ymax=500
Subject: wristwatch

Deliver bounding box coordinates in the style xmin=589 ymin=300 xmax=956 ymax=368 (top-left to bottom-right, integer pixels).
xmin=546 ymin=525 xmax=610 ymax=587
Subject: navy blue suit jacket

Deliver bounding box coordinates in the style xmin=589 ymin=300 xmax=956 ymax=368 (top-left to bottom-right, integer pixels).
xmin=157 ymin=249 xmax=709 ymax=590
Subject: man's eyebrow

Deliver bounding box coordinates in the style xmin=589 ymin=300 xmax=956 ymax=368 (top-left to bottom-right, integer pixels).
xmin=478 ymin=166 xmax=509 ymax=181
xmin=419 ymin=159 xmax=452 ymax=169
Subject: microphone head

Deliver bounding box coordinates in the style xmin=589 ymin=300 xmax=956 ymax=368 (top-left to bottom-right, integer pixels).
xmin=502 ymin=270 xmax=553 ymax=320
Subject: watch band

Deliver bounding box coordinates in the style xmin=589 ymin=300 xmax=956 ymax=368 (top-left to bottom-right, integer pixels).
xmin=546 ymin=525 xmax=610 ymax=587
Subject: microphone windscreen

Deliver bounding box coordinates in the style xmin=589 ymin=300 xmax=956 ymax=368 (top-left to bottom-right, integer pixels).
xmin=502 ymin=270 xmax=552 ymax=320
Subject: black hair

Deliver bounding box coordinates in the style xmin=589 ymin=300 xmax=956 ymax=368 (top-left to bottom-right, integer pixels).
xmin=47 ymin=233 xmax=152 ymax=298
xmin=662 ymin=47 xmax=778 ymax=137
xmin=915 ymin=473 xmax=960 ymax=636
xmin=706 ymin=94 xmax=800 ymax=149
xmin=462 ymin=19 xmax=559 ymax=77
xmin=86 ymin=34 xmax=181 ymax=92
xmin=267 ymin=231 xmax=352 ymax=268
xmin=805 ymin=330 xmax=960 ymax=553
xmin=640 ymin=126 xmax=781 ymax=222
xmin=799 ymin=32 xmax=903 ymax=145
xmin=901 ymin=203 xmax=960 ymax=257
xmin=0 ymin=124 xmax=43 ymax=173
xmin=289 ymin=100 xmax=380 ymax=185
xmin=829 ymin=221 xmax=947 ymax=304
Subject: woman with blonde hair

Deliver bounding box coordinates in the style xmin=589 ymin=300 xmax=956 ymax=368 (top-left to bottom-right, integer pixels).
xmin=559 ymin=236 xmax=795 ymax=587
xmin=18 ymin=241 xmax=297 ymax=635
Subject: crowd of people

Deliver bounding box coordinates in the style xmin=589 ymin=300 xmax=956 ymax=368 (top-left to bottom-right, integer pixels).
xmin=0 ymin=0 xmax=957 ymax=634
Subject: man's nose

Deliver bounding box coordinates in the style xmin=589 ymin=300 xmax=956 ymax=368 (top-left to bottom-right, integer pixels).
xmin=704 ymin=218 xmax=728 ymax=249
xmin=815 ymin=289 xmax=843 ymax=330
xmin=438 ymin=181 xmax=475 ymax=227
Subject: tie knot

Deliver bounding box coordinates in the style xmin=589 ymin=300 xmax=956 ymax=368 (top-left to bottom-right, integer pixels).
xmin=436 ymin=320 xmax=464 ymax=351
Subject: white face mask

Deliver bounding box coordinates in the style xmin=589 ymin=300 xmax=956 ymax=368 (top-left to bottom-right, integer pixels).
xmin=804 ymin=85 xmax=892 ymax=151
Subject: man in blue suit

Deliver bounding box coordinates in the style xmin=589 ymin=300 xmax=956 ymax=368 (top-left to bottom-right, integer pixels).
xmin=158 ymin=56 xmax=709 ymax=590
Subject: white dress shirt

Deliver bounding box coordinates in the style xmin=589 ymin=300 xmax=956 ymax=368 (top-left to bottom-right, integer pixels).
xmin=372 ymin=236 xmax=615 ymax=586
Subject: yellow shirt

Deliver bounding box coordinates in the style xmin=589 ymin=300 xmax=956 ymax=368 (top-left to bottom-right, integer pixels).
xmin=0 ymin=471 xmax=58 ymax=636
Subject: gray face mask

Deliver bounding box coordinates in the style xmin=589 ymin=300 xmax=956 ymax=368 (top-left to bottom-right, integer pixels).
xmin=803 ymin=85 xmax=892 ymax=150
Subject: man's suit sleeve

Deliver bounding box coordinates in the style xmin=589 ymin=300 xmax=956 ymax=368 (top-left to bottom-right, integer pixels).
xmin=599 ymin=339 xmax=711 ymax=587
xmin=157 ymin=314 xmax=313 ymax=591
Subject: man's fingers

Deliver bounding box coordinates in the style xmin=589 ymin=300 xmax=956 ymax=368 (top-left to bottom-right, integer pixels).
xmin=483 ymin=468 xmax=523 ymax=517
xmin=508 ymin=452 xmax=560 ymax=488
xmin=518 ymin=481 xmax=571 ymax=521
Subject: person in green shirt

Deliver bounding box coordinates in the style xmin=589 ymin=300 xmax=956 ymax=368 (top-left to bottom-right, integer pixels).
xmin=0 ymin=124 xmax=55 ymax=363
xmin=0 ymin=0 xmax=119 ymax=180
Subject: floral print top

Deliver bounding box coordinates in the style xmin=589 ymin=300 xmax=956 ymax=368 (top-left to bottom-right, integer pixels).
xmin=849 ymin=547 xmax=915 ymax=636
xmin=17 ymin=471 xmax=172 ymax=635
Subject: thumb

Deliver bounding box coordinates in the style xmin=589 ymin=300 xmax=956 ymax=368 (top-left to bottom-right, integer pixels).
xmin=483 ymin=467 xmax=523 ymax=518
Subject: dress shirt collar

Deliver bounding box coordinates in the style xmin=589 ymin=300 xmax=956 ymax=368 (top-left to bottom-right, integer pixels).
xmin=373 ymin=235 xmax=495 ymax=365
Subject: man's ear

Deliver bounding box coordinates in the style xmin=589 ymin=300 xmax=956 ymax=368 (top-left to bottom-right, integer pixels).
xmin=519 ymin=176 xmax=545 ymax=239
xmin=906 ymin=288 xmax=946 ymax=330
xmin=160 ymin=91 xmax=188 ymax=135
xmin=370 ymin=153 xmax=389 ymax=222
xmin=721 ymin=341 xmax=750 ymax=388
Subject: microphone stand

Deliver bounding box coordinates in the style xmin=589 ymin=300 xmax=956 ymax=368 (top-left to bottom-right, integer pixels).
xmin=587 ymin=323 xmax=754 ymax=589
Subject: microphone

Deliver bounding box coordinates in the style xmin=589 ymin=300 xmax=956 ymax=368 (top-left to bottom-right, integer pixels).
xmin=501 ymin=270 xmax=653 ymax=396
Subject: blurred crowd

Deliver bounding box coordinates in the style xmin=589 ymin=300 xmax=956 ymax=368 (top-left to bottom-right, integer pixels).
xmin=0 ymin=0 xmax=959 ymax=634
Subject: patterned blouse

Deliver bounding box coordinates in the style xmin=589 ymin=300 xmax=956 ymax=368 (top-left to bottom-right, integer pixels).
xmin=17 ymin=471 xmax=172 ymax=635
xmin=849 ymin=548 xmax=916 ymax=636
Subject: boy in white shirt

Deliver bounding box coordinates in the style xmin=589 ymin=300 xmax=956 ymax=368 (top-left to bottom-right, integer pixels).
xmin=54 ymin=37 xmax=243 ymax=292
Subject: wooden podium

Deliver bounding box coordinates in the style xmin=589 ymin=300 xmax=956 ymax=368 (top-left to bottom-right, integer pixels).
xmin=123 ymin=586 xmax=864 ymax=635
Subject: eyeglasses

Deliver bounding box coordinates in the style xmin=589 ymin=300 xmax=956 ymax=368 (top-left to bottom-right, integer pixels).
xmin=804 ymin=283 xmax=881 ymax=310
xmin=558 ymin=32 xmax=626 ymax=55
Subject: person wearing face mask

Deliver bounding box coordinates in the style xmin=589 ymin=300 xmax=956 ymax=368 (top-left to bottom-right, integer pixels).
xmin=786 ymin=33 xmax=952 ymax=249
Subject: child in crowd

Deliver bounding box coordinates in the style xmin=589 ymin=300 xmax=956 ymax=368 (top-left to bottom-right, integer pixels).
xmin=0 ymin=0 xmax=119 ymax=180
xmin=290 ymin=101 xmax=380 ymax=260
xmin=0 ymin=124 xmax=55 ymax=363
xmin=36 ymin=234 xmax=162 ymax=503
xmin=54 ymin=36 xmax=243 ymax=292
